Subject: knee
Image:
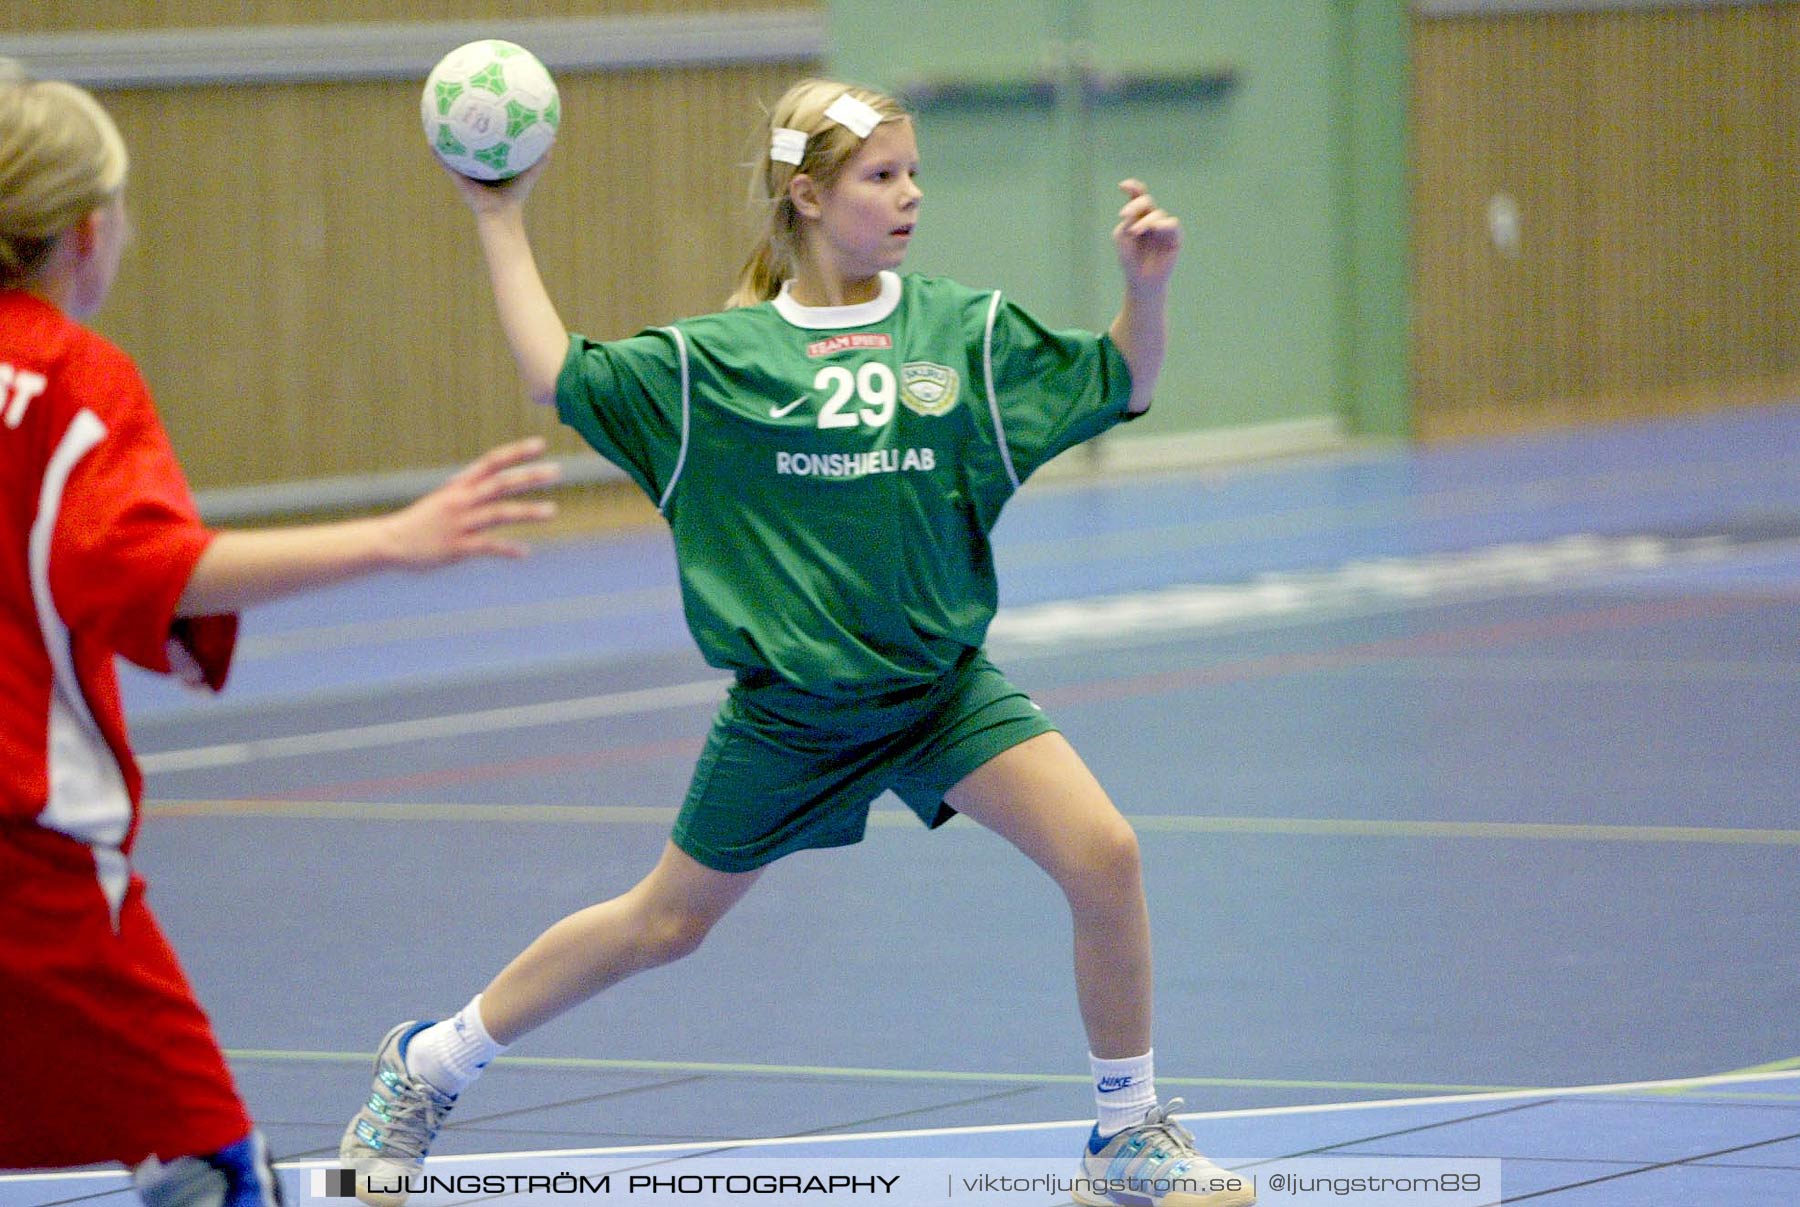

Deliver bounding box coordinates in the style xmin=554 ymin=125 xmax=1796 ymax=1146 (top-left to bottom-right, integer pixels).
xmin=1060 ymin=814 xmax=1143 ymax=903
xmin=618 ymin=848 xmax=754 ymax=970
xmin=635 ymin=900 xmax=719 ymax=966
xmin=1091 ymin=814 xmax=1143 ymax=879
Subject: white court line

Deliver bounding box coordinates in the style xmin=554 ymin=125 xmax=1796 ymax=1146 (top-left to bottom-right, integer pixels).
xmin=9 ymin=1068 xmax=1794 ymax=1181
xmin=136 ymin=533 xmax=1799 ymax=774
xmin=237 ymin=587 xmax=682 ymax=659
xmin=259 ymin=1068 xmax=1800 ymax=1170
xmin=0 ymin=1169 xmax=125 ymax=1184
xmin=1000 ymin=450 xmax=1800 ymax=568
xmin=137 ymin=678 xmax=729 ymax=773
xmin=987 ymin=532 xmax=1736 ymax=648
xmin=207 ymin=451 xmax=1800 ymax=660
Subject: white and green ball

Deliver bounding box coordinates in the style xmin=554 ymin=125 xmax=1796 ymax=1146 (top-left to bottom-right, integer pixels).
xmin=421 ymin=40 xmax=560 ymax=181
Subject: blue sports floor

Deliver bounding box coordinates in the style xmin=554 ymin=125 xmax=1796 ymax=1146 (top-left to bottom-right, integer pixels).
xmin=7 ymin=404 xmax=1800 ymax=1204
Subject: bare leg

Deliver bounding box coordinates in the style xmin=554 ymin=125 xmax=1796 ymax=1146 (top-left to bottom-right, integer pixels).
xmin=945 ymin=731 xmax=1153 ymax=1058
xmin=477 ymin=841 xmax=762 ymax=1044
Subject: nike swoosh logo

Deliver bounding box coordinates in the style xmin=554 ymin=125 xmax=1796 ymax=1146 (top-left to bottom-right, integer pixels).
xmin=770 ymin=397 xmax=807 ymax=418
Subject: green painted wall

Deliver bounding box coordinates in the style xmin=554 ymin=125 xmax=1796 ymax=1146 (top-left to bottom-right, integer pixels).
xmin=830 ymin=0 xmax=1411 ymax=443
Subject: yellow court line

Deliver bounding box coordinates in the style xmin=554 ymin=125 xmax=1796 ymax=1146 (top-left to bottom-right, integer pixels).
xmin=1630 ymin=1056 xmax=1800 ymax=1100
xmin=1126 ymin=815 xmax=1800 ymax=846
xmin=222 ymin=1046 xmax=1519 ymax=1096
xmin=1712 ymin=1054 xmax=1800 ymax=1076
xmin=147 ymin=799 xmax=680 ymax=824
xmin=145 ymin=799 xmax=1800 ymax=846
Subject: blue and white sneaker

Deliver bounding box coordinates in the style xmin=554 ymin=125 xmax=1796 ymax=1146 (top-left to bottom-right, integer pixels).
xmin=1073 ymin=1099 xmax=1255 ymax=1207
xmin=338 ymin=1022 xmax=457 ymax=1207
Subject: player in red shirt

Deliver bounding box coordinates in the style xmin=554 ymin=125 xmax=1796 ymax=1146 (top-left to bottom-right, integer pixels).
xmin=0 ymin=74 xmax=559 ymax=1204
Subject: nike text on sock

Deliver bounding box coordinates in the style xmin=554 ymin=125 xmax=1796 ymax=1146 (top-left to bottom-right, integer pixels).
xmin=1091 ymin=1049 xmax=1157 ymax=1137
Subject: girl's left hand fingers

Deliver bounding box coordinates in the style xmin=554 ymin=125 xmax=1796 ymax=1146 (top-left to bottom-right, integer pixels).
xmin=446 ymin=436 xmax=550 ymax=488
xmin=475 ymin=463 xmax=563 ymax=501
xmin=474 ymin=435 xmax=549 ymax=469
xmin=457 ymin=500 xmax=558 ymax=535
xmin=497 ymin=499 xmax=559 ymax=526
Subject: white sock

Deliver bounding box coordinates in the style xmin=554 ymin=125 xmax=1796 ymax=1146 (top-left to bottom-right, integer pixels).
xmin=1091 ymin=1049 xmax=1157 ymax=1137
xmin=404 ymin=995 xmax=507 ymax=1096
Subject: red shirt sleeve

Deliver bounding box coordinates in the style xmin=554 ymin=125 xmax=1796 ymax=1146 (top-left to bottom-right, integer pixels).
xmin=45 ymin=341 xmax=237 ymax=689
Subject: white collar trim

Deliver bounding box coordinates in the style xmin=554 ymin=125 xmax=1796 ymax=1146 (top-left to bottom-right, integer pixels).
xmin=771 ymin=272 xmax=902 ymax=329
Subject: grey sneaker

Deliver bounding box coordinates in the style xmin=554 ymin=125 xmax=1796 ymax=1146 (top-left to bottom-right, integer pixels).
xmin=1073 ymin=1099 xmax=1255 ymax=1207
xmin=339 ymin=1021 xmax=457 ymax=1207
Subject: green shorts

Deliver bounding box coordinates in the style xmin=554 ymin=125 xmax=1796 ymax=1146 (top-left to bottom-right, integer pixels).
xmin=672 ymin=649 xmax=1055 ymax=872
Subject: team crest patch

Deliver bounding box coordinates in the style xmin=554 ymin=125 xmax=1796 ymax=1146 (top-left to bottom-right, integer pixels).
xmin=899 ymin=362 xmax=960 ymax=416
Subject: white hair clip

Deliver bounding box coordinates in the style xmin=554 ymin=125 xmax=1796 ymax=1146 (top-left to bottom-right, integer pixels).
xmin=823 ymin=93 xmax=881 ymax=139
xmin=769 ymin=126 xmax=808 ymax=165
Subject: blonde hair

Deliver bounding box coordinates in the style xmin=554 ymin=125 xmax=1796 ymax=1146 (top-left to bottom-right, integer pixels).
xmin=726 ymin=78 xmax=908 ymax=309
xmin=0 ymin=73 xmax=129 ymax=288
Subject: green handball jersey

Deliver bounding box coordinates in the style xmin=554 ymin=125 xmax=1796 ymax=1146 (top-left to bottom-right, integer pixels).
xmin=556 ymin=271 xmax=1136 ymax=698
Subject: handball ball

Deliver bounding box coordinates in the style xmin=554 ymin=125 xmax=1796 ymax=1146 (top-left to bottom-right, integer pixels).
xmin=421 ymin=40 xmax=560 ymax=181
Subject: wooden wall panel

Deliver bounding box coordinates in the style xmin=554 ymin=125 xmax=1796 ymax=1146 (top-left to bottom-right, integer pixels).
xmin=1412 ymin=2 xmax=1800 ymax=440
xmin=91 ymin=62 xmax=806 ymax=489
xmin=3 ymin=3 xmax=820 ymax=492
xmin=5 ymin=0 xmax=801 ymax=33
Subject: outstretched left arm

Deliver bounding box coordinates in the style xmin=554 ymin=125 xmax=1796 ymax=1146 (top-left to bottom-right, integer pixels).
xmin=1107 ymin=179 xmax=1183 ymax=414
xmin=175 ymin=437 xmax=560 ymax=616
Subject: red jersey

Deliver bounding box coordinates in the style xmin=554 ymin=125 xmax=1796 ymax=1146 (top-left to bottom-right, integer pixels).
xmin=0 ymin=292 xmax=255 ymax=1168
xmin=0 ymin=290 xmax=236 ymax=918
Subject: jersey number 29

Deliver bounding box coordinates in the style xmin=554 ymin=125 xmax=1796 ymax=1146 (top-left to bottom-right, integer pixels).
xmin=814 ymin=363 xmax=896 ymax=430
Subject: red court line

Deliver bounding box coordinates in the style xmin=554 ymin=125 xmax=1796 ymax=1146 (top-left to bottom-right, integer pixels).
xmin=271 ymin=593 xmax=1786 ymax=799
xmin=1032 ymin=593 xmax=1786 ymax=709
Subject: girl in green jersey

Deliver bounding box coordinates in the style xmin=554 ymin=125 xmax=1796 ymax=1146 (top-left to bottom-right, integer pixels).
xmin=344 ymin=78 xmax=1252 ymax=1207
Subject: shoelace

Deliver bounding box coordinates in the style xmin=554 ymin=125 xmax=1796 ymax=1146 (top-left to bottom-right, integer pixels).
xmin=1122 ymin=1099 xmax=1204 ymax=1173
xmin=364 ymin=1069 xmax=456 ymax=1159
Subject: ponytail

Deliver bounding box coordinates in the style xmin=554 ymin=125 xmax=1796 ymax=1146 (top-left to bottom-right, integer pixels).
xmin=727 ymin=238 xmax=789 ymax=310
